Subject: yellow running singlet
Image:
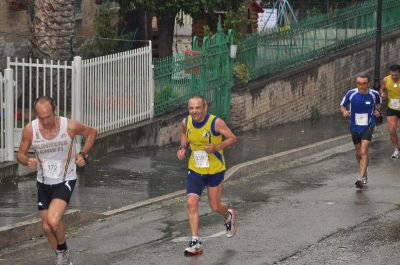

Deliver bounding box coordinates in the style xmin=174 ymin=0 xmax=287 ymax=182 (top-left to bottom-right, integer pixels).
xmin=186 ymin=113 xmax=226 ymax=175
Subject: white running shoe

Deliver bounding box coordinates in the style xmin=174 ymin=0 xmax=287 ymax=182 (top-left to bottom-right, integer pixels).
xmin=362 ymin=167 xmax=368 ymax=185
xmin=184 ymin=239 xmax=203 ymax=256
xmin=55 ymin=249 xmax=72 ymax=265
xmin=391 ymin=150 xmax=399 ymax=159
xmin=225 ymin=209 xmax=237 ymax=238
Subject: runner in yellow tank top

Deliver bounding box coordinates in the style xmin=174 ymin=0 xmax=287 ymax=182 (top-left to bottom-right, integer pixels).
xmin=381 ymin=64 xmax=400 ymax=158
xmin=186 ymin=113 xmax=226 ymax=175
xmin=177 ymin=95 xmax=237 ymax=256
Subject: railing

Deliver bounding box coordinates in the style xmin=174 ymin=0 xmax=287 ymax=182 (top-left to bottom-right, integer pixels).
xmin=153 ymin=20 xmax=233 ymax=120
xmin=236 ymin=0 xmax=400 ymax=80
xmin=7 ymin=57 xmax=76 ymax=149
xmin=0 ymin=69 xmax=15 ymax=161
xmin=81 ymin=44 xmax=154 ymax=134
xmin=4 ymin=43 xmax=154 ymax=158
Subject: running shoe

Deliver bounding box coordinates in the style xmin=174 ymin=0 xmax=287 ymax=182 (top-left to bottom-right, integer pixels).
xmin=391 ymin=150 xmax=400 ymax=159
xmin=362 ymin=168 xmax=368 ymax=185
xmin=225 ymin=208 xmax=237 ymax=238
xmin=55 ymin=249 xmax=72 ymax=265
xmin=355 ymin=179 xmax=363 ymax=189
xmin=184 ymin=239 xmax=203 ymax=256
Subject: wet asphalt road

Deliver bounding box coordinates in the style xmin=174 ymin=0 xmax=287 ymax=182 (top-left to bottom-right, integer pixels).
xmin=1 ymin=131 xmax=400 ymax=264
xmin=0 ymin=115 xmax=349 ymax=226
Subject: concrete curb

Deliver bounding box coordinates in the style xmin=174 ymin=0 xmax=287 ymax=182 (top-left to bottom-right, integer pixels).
xmin=0 ymin=162 xmax=18 ymax=184
xmin=0 ymin=209 xmax=103 ymax=249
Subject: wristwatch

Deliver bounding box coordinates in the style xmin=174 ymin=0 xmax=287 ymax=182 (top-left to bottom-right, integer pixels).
xmin=79 ymin=151 xmax=89 ymax=164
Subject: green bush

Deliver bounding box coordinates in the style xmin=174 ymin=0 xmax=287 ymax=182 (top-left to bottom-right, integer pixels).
xmin=154 ymin=86 xmax=179 ymax=114
xmin=233 ymin=63 xmax=250 ymax=85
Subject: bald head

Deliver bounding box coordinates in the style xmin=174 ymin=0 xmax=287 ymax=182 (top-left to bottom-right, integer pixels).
xmin=188 ymin=95 xmax=206 ymax=107
xmin=34 ymin=96 xmax=56 ymax=113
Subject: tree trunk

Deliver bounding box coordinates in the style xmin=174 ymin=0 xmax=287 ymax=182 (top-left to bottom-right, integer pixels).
xmin=297 ymin=0 xmax=307 ymax=20
xmin=123 ymin=8 xmax=153 ymax=49
xmin=32 ymin=0 xmax=75 ymax=61
xmin=157 ymin=11 xmax=177 ymax=58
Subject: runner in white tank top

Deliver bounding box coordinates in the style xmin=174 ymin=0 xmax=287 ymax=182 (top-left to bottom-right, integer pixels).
xmin=32 ymin=117 xmax=77 ymax=185
xmin=17 ymin=96 xmax=97 ymax=265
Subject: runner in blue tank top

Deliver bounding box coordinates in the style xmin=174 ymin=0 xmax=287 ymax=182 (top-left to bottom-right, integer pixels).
xmin=340 ymin=73 xmax=381 ymax=189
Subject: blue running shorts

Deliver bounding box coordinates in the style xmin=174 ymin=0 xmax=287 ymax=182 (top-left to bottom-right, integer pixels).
xmin=186 ymin=170 xmax=225 ymax=196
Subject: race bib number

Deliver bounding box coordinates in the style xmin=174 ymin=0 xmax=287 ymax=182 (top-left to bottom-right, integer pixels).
xmin=390 ymin=99 xmax=400 ymax=109
xmin=355 ymin=113 xmax=368 ymax=126
xmin=193 ymin=151 xmax=209 ymax=168
xmin=43 ymin=159 xmax=63 ymax=179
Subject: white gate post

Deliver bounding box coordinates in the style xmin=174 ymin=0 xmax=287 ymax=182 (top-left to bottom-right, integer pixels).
xmin=4 ymin=68 xmax=14 ymax=161
xmin=149 ymin=41 xmax=154 ymax=118
xmin=73 ymin=56 xmax=82 ymax=153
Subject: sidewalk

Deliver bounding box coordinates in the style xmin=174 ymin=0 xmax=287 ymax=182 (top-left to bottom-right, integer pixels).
xmin=0 ymin=114 xmax=350 ymax=228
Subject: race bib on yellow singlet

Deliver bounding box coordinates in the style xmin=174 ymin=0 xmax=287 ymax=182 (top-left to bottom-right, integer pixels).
xmin=390 ymin=98 xmax=400 ymax=109
xmin=355 ymin=113 xmax=368 ymax=126
xmin=43 ymin=159 xmax=63 ymax=179
xmin=193 ymin=151 xmax=209 ymax=168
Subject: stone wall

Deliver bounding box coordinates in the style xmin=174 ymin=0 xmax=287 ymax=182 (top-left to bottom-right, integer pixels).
xmin=230 ymin=31 xmax=400 ymax=131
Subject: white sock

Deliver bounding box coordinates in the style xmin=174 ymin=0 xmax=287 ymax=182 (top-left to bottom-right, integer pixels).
xmin=192 ymin=236 xmax=199 ymax=241
xmin=226 ymin=211 xmax=232 ymax=222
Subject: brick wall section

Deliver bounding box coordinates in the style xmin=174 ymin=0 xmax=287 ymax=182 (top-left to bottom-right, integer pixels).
xmin=230 ymin=31 xmax=400 ymax=131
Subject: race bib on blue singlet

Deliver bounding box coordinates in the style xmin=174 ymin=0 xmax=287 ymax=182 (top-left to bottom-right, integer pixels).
xmin=355 ymin=113 xmax=368 ymax=126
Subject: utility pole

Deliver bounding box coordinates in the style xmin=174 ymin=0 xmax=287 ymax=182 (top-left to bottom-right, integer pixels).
xmin=373 ymin=0 xmax=383 ymax=92
xmin=374 ymin=0 xmax=383 ymax=124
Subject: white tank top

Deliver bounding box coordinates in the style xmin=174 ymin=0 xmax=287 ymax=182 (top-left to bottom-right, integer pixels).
xmin=32 ymin=117 xmax=77 ymax=184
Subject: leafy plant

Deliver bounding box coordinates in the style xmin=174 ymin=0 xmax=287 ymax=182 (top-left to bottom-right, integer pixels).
xmin=311 ymin=105 xmax=321 ymax=121
xmin=223 ymin=5 xmax=250 ymax=46
xmin=154 ymin=85 xmax=178 ymax=113
xmin=93 ymin=1 xmax=134 ymax=57
xmin=203 ymin=25 xmax=214 ymax=40
xmin=233 ymin=63 xmax=250 ymax=85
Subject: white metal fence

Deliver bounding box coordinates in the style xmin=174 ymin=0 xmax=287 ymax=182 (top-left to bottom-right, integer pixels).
xmin=1 ymin=43 xmax=154 ymax=162
xmin=0 ymin=69 xmax=15 ymax=161
xmin=81 ymin=44 xmax=154 ymax=134
xmin=7 ymin=57 xmax=79 ymax=151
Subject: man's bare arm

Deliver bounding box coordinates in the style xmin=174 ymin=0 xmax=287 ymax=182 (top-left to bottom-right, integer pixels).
xmin=214 ymin=119 xmax=237 ymax=151
xmin=17 ymin=124 xmax=33 ymax=166
xmin=68 ymin=120 xmax=97 ymax=155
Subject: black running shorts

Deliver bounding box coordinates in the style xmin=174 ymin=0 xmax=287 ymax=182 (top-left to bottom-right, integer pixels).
xmin=351 ymin=127 xmax=374 ymax=145
xmin=387 ymin=108 xmax=400 ymax=118
xmin=37 ymin=180 xmax=76 ymax=211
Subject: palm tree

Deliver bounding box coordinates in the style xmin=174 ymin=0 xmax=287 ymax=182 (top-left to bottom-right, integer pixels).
xmin=31 ymin=0 xmax=75 ymax=61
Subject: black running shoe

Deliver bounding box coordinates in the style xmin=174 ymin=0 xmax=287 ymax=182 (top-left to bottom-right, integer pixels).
xmin=355 ymin=180 xmax=363 ymax=189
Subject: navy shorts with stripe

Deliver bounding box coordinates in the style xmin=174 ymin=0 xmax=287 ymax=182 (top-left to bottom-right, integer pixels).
xmin=186 ymin=170 xmax=225 ymax=196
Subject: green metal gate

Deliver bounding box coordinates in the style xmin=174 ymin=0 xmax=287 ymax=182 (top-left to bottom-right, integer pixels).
xmin=192 ymin=18 xmax=234 ymax=121
xmin=153 ymin=18 xmax=234 ymax=121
